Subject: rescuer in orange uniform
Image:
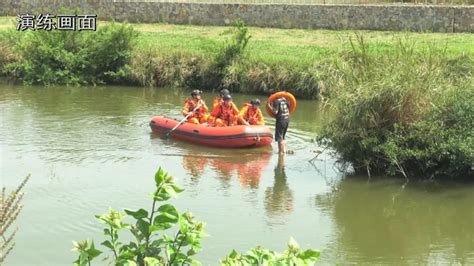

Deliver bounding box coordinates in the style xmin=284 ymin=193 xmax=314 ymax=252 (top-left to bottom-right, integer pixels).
xmin=208 ymin=89 xmax=230 ymax=125
xmin=182 ymin=90 xmax=209 ymax=124
xmin=237 ymin=99 xmax=265 ymax=126
xmin=208 ymin=94 xmax=239 ymax=127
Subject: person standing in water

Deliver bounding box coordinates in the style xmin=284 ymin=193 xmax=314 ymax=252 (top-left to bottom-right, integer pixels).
xmin=266 ymin=90 xmax=290 ymax=155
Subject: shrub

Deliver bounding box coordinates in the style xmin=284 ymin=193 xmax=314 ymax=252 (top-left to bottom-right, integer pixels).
xmin=0 ymin=44 xmax=14 ymax=76
xmin=205 ymin=19 xmax=251 ymax=91
xmin=318 ymin=34 xmax=474 ymax=179
xmin=380 ymin=84 xmax=473 ymax=179
xmin=5 ymin=22 xmax=137 ymax=85
xmin=221 ymin=238 xmax=320 ymax=265
xmin=0 ymin=29 xmax=21 ymax=76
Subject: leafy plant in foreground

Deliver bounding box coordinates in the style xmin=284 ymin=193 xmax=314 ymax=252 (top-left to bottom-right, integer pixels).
xmin=221 ymin=237 xmax=320 ymax=266
xmin=73 ymin=167 xmax=204 ymax=265
xmin=73 ymin=167 xmax=320 ymax=265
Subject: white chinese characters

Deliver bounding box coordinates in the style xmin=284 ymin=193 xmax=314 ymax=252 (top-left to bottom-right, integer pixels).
xmin=16 ymin=14 xmax=97 ymax=31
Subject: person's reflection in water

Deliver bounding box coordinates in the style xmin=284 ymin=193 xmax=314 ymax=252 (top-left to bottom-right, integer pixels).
xmin=264 ymin=154 xmax=294 ymax=218
xmin=182 ymin=155 xmax=208 ymax=183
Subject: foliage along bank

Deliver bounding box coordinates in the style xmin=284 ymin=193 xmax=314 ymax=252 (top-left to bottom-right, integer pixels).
xmin=318 ymin=34 xmax=473 ymax=180
xmin=0 ymin=20 xmax=472 ymax=180
xmin=0 ymin=20 xmax=323 ymax=98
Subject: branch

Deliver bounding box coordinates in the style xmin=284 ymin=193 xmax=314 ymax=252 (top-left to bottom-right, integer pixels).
xmin=144 ymin=183 xmax=163 ymax=256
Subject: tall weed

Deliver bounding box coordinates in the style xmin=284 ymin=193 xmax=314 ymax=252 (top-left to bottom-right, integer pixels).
xmin=318 ymin=34 xmax=473 ymax=179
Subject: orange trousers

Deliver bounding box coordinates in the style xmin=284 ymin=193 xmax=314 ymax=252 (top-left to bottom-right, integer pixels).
xmin=214 ymin=118 xmax=236 ymax=127
xmin=187 ymin=114 xmax=208 ymax=124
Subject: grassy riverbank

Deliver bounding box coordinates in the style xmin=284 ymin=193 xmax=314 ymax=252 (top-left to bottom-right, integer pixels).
xmin=0 ymin=16 xmax=473 ymax=97
xmin=131 ymin=22 xmax=474 ymax=98
xmin=0 ymin=17 xmax=472 ymax=180
xmin=132 ymin=22 xmax=474 ymax=64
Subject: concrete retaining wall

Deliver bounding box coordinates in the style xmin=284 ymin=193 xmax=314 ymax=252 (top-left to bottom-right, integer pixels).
xmin=0 ymin=0 xmax=472 ymax=32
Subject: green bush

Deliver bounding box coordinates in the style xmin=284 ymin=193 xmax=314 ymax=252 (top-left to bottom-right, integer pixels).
xmin=4 ymin=23 xmax=137 ymax=85
xmin=130 ymin=49 xmax=207 ymax=89
xmin=201 ymin=19 xmax=251 ymax=91
xmin=318 ymin=34 xmax=474 ymax=179
xmin=73 ymin=167 xmax=320 ymax=266
xmin=0 ymin=44 xmax=13 ymax=76
xmin=0 ymin=30 xmax=19 ymax=76
xmin=380 ymin=84 xmax=473 ymax=179
xmin=221 ymin=239 xmax=320 ymax=266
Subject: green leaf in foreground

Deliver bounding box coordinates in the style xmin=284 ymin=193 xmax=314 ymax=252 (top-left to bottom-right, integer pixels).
xmin=73 ymin=165 xmax=320 ymax=265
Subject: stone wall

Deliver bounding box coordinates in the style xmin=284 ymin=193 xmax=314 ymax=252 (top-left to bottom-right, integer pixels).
xmin=0 ymin=0 xmax=472 ymax=32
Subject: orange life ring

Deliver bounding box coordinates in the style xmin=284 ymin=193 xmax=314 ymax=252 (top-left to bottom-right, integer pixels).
xmin=266 ymin=91 xmax=296 ymax=118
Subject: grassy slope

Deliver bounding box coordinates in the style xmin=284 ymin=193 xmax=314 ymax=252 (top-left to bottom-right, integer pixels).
xmin=2 ymin=16 xmax=472 ymax=66
xmin=130 ymin=22 xmax=474 ymax=66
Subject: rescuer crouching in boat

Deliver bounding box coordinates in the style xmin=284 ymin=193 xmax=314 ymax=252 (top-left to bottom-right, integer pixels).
xmin=208 ymin=94 xmax=239 ymax=127
xmin=208 ymin=89 xmax=230 ymax=125
xmin=182 ymin=90 xmax=209 ymax=124
xmin=212 ymin=89 xmax=230 ymax=110
xmin=237 ymin=99 xmax=265 ymax=126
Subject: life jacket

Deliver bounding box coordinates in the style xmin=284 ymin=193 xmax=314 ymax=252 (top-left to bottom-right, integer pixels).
xmin=212 ymin=97 xmax=221 ymax=108
xmin=210 ymin=97 xmax=222 ymax=115
xmin=217 ymin=103 xmax=235 ymax=124
xmin=184 ymin=98 xmax=205 ymax=118
xmin=241 ymin=103 xmax=263 ymax=125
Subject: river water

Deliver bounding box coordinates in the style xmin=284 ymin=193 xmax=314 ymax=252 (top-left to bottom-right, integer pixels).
xmin=1 ymin=83 xmax=473 ymax=265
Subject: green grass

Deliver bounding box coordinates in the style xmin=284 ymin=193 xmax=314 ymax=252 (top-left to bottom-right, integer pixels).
xmin=136 ymin=23 xmax=473 ymax=66
xmin=2 ymin=16 xmax=473 ymax=67
xmin=132 ymin=22 xmax=474 ymax=64
xmin=1 ymin=16 xmax=472 ymax=99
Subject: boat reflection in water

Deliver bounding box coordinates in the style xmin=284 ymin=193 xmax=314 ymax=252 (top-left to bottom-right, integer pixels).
xmin=182 ymin=148 xmax=272 ymax=189
xmin=182 ymin=154 xmax=209 ymax=183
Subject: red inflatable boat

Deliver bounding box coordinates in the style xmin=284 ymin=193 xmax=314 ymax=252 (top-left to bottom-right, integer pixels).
xmin=150 ymin=116 xmax=273 ymax=148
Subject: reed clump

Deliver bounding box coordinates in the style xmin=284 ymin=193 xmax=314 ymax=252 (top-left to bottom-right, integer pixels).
xmin=318 ymin=34 xmax=473 ymax=179
xmin=0 ymin=175 xmax=29 ymax=263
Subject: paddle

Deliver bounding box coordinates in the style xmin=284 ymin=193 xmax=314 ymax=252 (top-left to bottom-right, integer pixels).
xmin=164 ymin=103 xmax=202 ymax=139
